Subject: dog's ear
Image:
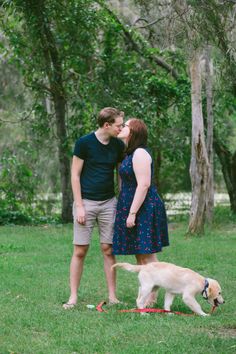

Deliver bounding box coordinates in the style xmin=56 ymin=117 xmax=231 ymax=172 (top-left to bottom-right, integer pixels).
xmin=207 ymin=286 xmax=212 ymax=296
xmin=207 ymin=284 xmax=216 ymax=299
xmin=202 ymin=289 xmax=208 ymax=299
xmin=203 ymin=283 xmax=213 ymax=299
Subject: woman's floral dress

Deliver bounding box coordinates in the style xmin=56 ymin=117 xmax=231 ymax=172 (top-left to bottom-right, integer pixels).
xmin=112 ymin=149 xmax=169 ymax=255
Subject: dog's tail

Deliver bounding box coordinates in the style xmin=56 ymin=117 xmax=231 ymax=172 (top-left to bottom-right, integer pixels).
xmin=112 ymin=262 xmax=143 ymax=273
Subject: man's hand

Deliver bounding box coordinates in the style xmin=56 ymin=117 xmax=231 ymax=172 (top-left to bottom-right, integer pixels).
xmin=76 ymin=206 xmax=86 ymax=225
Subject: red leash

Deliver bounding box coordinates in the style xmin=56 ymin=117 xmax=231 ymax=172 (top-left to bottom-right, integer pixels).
xmin=210 ymin=305 xmax=216 ymax=314
xmin=119 ymin=308 xmax=193 ymax=316
xmin=96 ymin=301 xmax=214 ymax=316
xmin=96 ymin=301 xmax=108 ymax=313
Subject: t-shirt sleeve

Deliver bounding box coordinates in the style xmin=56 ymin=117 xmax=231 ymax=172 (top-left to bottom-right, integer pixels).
xmin=73 ymin=138 xmax=87 ymax=160
xmin=117 ymin=139 xmax=125 ymax=162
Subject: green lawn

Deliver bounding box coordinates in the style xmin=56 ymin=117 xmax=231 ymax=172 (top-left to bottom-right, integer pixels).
xmin=0 ymin=217 xmax=236 ymax=354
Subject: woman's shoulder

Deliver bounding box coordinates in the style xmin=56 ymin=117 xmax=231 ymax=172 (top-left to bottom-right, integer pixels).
xmin=133 ymin=147 xmax=152 ymax=161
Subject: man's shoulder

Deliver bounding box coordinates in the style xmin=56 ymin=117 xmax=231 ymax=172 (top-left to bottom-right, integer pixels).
xmin=76 ymin=132 xmax=95 ymax=144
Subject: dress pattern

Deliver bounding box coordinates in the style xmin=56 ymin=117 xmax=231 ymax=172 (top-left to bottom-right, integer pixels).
xmin=112 ymin=149 xmax=169 ymax=255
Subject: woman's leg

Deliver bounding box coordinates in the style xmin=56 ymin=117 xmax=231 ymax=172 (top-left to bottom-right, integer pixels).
xmin=135 ymin=253 xmax=158 ymax=265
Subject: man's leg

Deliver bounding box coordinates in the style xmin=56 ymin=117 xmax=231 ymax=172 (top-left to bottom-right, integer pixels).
xmin=63 ymin=200 xmax=95 ymax=309
xmin=100 ymin=243 xmax=119 ymax=303
xmin=97 ymin=197 xmax=119 ymax=303
xmin=63 ymin=245 xmax=89 ymax=308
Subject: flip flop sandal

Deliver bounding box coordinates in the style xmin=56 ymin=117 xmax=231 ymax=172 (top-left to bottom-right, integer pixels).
xmin=108 ymin=300 xmax=125 ymax=306
xmin=62 ymin=302 xmax=77 ymax=309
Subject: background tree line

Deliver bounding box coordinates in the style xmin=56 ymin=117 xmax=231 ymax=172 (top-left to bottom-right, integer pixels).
xmin=0 ymin=0 xmax=235 ymax=233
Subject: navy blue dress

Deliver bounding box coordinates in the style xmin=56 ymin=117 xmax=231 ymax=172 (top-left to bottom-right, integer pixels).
xmin=112 ymin=149 xmax=169 ymax=255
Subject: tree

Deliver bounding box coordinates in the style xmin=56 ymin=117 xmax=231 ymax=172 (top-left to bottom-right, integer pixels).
xmin=128 ymin=0 xmax=236 ymax=221
xmin=204 ymin=46 xmax=214 ymax=222
xmin=101 ymin=1 xmax=192 ymax=192
xmin=214 ymin=136 xmax=236 ymax=213
xmin=187 ymin=51 xmax=210 ymax=234
xmin=1 ymin=0 xmax=104 ymax=222
xmin=186 ymin=0 xmax=236 ymax=213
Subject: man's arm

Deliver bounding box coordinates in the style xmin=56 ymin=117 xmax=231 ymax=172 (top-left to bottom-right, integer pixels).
xmin=71 ymin=155 xmax=86 ymax=224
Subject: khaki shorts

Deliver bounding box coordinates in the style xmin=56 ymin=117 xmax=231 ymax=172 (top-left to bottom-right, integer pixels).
xmin=73 ymin=197 xmax=117 ymax=245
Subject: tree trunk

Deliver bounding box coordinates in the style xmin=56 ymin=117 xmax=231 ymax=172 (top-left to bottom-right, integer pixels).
xmin=205 ymin=46 xmax=214 ymax=223
xmin=214 ymin=137 xmax=236 ymax=213
xmin=188 ymin=51 xmax=209 ymax=235
xmin=53 ymin=94 xmax=72 ymax=222
xmin=28 ymin=0 xmax=72 ymax=222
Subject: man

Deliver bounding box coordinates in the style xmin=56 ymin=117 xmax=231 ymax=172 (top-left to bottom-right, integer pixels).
xmin=63 ymin=107 xmax=125 ymax=309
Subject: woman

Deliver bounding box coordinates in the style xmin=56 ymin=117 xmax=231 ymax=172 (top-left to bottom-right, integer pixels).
xmin=113 ymin=118 xmax=169 ymax=268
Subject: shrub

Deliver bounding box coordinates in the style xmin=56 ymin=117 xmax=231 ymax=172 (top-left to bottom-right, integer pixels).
xmin=0 ymin=148 xmax=36 ymax=224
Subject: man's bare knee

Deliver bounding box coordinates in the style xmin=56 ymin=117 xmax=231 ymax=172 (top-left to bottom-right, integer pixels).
xmin=73 ymin=245 xmax=89 ymax=259
xmin=100 ymin=243 xmax=113 ymax=256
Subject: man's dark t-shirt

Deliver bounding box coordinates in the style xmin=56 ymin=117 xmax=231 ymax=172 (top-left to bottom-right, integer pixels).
xmin=73 ymin=132 xmax=124 ymax=201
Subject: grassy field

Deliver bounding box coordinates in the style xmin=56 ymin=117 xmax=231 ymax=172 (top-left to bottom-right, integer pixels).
xmin=0 ymin=214 xmax=236 ymax=354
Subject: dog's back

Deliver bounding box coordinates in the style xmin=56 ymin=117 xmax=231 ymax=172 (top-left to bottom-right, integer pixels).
xmin=113 ymin=261 xmax=203 ymax=295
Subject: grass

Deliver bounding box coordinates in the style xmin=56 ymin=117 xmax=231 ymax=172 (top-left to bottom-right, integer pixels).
xmin=0 ymin=215 xmax=236 ymax=354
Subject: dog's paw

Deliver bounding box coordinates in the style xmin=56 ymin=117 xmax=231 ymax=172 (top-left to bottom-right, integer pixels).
xmin=200 ymin=313 xmax=209 ymax=317
xmin=140 ymin=312 xmax=150 ymax=316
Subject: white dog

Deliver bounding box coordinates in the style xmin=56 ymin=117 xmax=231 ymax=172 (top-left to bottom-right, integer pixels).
xmin=113 ymin=262 xmax=224 ymax=316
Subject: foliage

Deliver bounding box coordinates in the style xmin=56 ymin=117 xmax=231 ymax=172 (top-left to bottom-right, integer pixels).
xmin=1 ymin=0 xmax=236 ymax=222
xmin=212 ymin=205 xmax=236 ymax=225
xmin=0 ymin=146 xmax=36 ymax=206
xmin=0 ymin=0 xmax=104 ymax=142
xmin=213 ymin=91 xmax=236 ymax=151
xmin=0 ymin=143 xmax=61 ymax=224
xmin=0 ymin=0 xmax=111 ymax=221
xmin=92 ymin=19 xmax=192 ymax=190
xmin=0 ymin=0 xmax=193 ymax=201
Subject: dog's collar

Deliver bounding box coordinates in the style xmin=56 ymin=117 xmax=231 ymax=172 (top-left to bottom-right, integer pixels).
xmin=202 ymin=279 xmax=209 ymax=300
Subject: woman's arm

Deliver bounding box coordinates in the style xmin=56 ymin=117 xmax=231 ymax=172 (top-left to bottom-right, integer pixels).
xmin=126 ymin=148 xmax=152 ymax=228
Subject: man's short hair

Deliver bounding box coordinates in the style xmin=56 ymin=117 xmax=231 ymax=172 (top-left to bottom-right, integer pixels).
xmin=97 ymin=107 xmax=124 ymax=127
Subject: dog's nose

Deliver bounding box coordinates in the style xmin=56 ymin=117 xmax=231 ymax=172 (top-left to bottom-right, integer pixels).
xmin=223 ymin=300 xmax=225 ymax=304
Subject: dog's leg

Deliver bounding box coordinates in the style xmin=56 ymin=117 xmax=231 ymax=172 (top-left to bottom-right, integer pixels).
xmin=164 ymin=292 xmax=175 ymax=311
xmin=136 ymin=286 xmax=142 ymax=305
xmin=144 ymin=287 xmax=159 ymax=307
xmin=136 ymin=284 xmax=153 ymax=309
xmin=182 ymin=294 xmax=209 ymax=316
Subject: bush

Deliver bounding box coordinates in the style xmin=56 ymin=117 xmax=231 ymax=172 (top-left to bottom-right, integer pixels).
xmin=0 ymin=146 xmax=61 ymax=225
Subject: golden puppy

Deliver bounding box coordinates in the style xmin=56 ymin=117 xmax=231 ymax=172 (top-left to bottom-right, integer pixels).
xmin=113 ymin=262 xmax=224 ymax=316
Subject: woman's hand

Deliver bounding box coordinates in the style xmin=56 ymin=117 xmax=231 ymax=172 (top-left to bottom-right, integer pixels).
xmin=76 ymin=205 xmax=86 ymax=225
xmin=126 ymin=213 xmax=136 ymax=228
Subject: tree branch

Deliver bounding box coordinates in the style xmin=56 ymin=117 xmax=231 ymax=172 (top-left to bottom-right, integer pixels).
xmin=98 ymin=2 xmax=178 ymax=80
xmin=132 ymin=17 xmax=149 ymax=26
xmin=134 ymin=17 xmax=166 ymax=29
xmin=0 ymin=105 xmax=35 ymax=124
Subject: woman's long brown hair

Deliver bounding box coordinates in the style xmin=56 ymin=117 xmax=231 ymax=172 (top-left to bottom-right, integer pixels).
xmin=126 ymin=118 xmax=148 ymax=155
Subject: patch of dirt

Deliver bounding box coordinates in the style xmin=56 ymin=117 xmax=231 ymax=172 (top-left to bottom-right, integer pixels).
xmin=215 ymin=327 xmax=236 ymax=338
